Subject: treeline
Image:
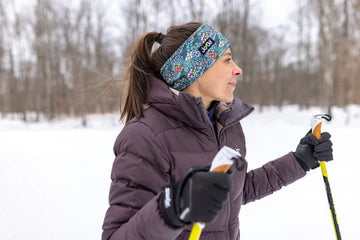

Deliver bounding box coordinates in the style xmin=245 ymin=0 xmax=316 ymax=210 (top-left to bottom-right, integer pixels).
xmin=0 ymin=0 xmax=359 ymax=122
xmin=0 ymin=0 xmax=118 ymax=123
xmin=216 ymin=0 xmax=360 ymax=113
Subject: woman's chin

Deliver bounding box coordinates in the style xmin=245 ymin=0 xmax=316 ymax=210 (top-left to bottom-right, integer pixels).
xmin=225 ymin=95 xmax=234 ymax=103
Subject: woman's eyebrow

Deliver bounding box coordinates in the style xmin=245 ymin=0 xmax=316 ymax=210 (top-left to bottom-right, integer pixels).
xmin=222 ymin=52 xmax=232 ymax=58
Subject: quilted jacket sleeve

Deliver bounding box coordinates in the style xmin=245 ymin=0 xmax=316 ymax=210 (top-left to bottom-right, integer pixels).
xmin=102 ymin=122 xmax=183 ymax=240
xmin=242 ymin=152 xmax=306 ymax=205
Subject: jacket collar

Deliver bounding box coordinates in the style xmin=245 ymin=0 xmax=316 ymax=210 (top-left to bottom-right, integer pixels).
xmin=146 ymin=75 xmax=254 ymax=129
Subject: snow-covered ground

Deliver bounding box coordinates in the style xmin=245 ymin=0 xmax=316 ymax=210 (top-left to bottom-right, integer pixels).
xmin=0 ymin=106 xmax=359 ymax=240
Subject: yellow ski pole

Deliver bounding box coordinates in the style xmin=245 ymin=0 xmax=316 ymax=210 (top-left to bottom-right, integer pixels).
xmin=188 ymin=146 xmax=242 ymax=240
xmin=311 ymin=114 xmax=341 ymax=240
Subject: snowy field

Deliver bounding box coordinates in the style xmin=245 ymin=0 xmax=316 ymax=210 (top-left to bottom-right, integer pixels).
xmin=0 ymin=105 xmax=359 ymax=240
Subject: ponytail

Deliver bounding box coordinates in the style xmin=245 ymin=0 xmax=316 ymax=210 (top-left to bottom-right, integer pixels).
xmin=120 ymin=32 xmax=158 ymax=124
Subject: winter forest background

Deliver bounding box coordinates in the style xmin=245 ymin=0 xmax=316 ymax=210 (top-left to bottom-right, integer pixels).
xmin=1 ymin=0 xmax=360 ymax=123
xmin=1 ymin=0 xmax=360 ymax=240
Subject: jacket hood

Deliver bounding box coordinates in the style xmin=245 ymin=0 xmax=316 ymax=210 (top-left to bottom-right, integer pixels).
xmin=146 ymin=75 xmax=254 ymax=129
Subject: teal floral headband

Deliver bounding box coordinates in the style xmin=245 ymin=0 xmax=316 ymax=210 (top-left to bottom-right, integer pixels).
xmin=160 ymin=24 xmax=231 ymax=91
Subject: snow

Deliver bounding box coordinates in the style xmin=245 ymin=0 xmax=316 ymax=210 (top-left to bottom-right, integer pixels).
xmin=1 ymin=106 xmax=359 ymax=239
xmin=240 ymin=105 xmax=360 ymax=239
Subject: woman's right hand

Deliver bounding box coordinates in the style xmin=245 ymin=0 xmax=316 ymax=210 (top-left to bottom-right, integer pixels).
xmin=158 ymin=167 xmax=232 ymax=228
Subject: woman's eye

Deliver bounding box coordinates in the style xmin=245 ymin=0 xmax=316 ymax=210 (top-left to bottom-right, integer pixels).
xmin=226 ymin=58 xmax=232 ymax=62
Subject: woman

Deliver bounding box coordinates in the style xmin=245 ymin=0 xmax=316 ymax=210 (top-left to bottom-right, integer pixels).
xmin=102 ymin=22 xmax=333 ymax=240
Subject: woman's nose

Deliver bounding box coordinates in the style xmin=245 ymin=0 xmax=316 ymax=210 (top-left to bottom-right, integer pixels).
xmin=233 ymin=64 xmax=242 ymax=77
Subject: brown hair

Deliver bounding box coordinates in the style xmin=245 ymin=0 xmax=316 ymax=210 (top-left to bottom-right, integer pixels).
xmin=120 ymin=22 xmax=202 ymax=124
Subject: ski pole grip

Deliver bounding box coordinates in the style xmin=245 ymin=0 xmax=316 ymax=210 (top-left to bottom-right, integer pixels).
xmin=312 ymin=120 xmax=328 ymax=176
xmin=189 ymin=147 xmax=241 ymax=240
xmin=211 ymin=164 xmax=232 ymax=173
xmin=188 ymin=160 xmax=232 ymax=240
xmin=312 ymin=121 xmax=328 ymax=176
xmin=312 ymin=122 xmax=322 ymax=140
xmin=311 ymin=113 xmax=331 ymax=139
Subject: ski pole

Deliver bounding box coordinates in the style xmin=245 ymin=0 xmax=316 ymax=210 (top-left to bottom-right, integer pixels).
xmin=311 ymin=114 xmax=341 ymax=240
xmin=188 ymin=146 xmax=243 ymax=240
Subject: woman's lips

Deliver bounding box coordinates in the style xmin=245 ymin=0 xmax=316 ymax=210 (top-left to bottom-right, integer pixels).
xmin=228 ymin=82 xmax=236 ymax=88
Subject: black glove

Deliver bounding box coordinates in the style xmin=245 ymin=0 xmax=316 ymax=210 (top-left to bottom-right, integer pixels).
xmin=293 ymin=131 xmax=333 ymax=171
xmin=158 ymin=166 xmax=232 ymax=228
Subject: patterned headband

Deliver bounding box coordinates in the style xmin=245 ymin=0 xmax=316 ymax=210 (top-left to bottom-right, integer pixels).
xmin=160 ymin=24 xmax=230 ymax=91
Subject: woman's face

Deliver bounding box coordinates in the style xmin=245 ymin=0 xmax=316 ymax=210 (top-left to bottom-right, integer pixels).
xmin=183 ymin=48 xmax=242 ymax=109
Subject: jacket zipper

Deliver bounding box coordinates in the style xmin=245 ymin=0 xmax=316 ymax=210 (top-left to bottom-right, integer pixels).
xmin=218 ymin=119 xmax=244 ymax=240
xmin=217 ymin=124 xmax=231 ymax=240
xmin=204 ymin=106 xmax=238 ymax=240
xmin=218 ymin=132 xmax=231 ymax=240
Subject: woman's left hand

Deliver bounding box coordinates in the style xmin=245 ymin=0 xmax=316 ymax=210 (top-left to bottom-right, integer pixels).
xmin=293 ymin=131 xmax=333 ymax=171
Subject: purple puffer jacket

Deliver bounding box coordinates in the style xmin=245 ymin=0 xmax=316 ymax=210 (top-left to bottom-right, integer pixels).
xmin=102 ymin=75 xmax=306 ymax=240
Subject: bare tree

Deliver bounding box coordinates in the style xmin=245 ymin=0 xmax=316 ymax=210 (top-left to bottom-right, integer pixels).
xmin=0 ymin=0 xmax=7 ymax=116
xmin=315 ymin=0 xmax=337 ymax=114
xmin=2 ymin=0 xmax=360 ymax=121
